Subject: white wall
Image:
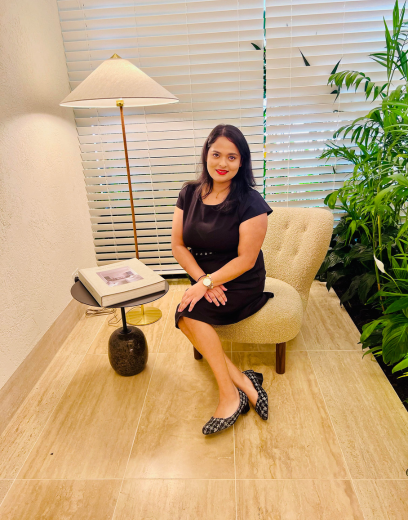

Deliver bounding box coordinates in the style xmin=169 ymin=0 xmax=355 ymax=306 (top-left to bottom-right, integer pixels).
xmin=0 ymin=0 xmax=96 ymax=390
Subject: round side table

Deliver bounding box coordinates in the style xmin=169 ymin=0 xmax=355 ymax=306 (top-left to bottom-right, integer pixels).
xmin=71 ymin=279 xmax=170 ymax=376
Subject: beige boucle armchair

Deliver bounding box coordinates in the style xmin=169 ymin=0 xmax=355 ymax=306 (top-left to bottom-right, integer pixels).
xmin=193 ymin=207 xmax=334 ymax=374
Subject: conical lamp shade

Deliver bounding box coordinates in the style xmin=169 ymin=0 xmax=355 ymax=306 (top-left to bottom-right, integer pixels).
xmin=60 ymin=54 xmax=179 ymax=108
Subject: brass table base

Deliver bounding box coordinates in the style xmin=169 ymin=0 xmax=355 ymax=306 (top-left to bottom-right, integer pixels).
xmin=126 ymin=305 xmax=162 ymax=326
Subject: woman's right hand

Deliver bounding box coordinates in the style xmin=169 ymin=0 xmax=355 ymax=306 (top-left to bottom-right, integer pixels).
xmin=204 ymin=285 xmax=228 ymax=306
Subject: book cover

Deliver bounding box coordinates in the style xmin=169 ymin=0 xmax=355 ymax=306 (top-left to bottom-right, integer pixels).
xmin=78 ymin=258 xmax=166 ymax=306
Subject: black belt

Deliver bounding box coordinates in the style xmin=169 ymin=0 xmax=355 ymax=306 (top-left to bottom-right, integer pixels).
xmin=189 ymin=247 xmax=236 ymax=257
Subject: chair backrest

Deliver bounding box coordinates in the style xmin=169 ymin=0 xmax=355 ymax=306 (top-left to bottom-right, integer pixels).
xmin=262 ymin=207 xmax=334 ymax=311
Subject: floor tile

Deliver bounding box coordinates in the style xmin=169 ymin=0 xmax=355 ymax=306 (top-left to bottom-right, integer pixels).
xmin=233 ymin=351 xmax=349 ymax=479
xmin=113 ymin=479 xmax=235 ymax=519
xmin=236 ymin=479 xmax=364 ymax=519
xmin=0 ymin=351 xmax=84 ymax=479
xmin=352 ymin=479 xmax=408 ymax=520
xmin=125 ymin=352 xmax=235 ymax=479
xmin=309 ymin=350 xmax=408 ymax=479
xmin=17 ymin=354 xmax=156 ymax=479
xmin=0 ymin=481 xmax=13 ymax=505
xmin=309 ymin=280 xmax=340 ymax=300
xmin=58 ymin=311 xmax=106 ymax=356
xmin=0 ymin=479 xmax=121 ymax=520
xmin=301 ymin=295 xmax=361 ymax=350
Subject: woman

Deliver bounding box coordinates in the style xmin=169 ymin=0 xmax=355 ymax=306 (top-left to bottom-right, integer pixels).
xmin=171 ymin=124 xmax=274 ymax=435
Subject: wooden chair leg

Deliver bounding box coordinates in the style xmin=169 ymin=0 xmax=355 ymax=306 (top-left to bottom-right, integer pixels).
xmin=276 ymin=342 xmax=286 ymax=374
xmin=193 ymin=347 xmax=203 ymax=360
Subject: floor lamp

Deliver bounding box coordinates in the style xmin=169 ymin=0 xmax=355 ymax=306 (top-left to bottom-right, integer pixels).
xmin=60 ymin=54 xmax=179 ymax=325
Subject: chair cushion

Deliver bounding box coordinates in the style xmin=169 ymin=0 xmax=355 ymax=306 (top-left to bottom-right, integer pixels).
xmin=213 ymin=277 xmax=303 ymax=344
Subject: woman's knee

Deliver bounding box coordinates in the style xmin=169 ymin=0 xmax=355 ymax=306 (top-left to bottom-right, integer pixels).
xmin=178 ymin=316 xmax=190 ymax=331
xmin=180 ymin=316 xmax=203 ymax=335
xmin=179 ymin=316 xmax=192 ymax=330
xmin=181 ymin=317 xmax=215 ymax=335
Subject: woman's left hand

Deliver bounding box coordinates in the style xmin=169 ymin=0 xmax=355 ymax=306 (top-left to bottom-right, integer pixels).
xmin=178 ymin=282 xmax=208 ymax=312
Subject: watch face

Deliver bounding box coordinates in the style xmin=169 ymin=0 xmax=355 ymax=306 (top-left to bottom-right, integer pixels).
xmin=203 ymin=278 xmax=211 ymax=286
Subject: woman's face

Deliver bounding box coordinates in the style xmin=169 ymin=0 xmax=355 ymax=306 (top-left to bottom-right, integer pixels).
xmin=206 ymin=136 xmax=242 ymax=185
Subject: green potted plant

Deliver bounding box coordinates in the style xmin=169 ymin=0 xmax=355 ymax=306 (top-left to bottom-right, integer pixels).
xmin=316 ymin=0 xmax=408 ymax=390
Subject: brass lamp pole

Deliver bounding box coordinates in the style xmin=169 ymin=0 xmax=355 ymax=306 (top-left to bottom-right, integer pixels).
xmin=60 ymin=54 xmax=179 ymax=325
xmin=115 ymin=98 xmax=158 ymax=325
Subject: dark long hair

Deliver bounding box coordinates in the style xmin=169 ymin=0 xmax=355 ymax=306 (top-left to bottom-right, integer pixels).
xmin=181 ymin=124 xmax=257 ymax=213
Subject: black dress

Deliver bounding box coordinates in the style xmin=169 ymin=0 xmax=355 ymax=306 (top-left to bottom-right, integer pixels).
xmin=174 ymin=183 xmax=274 ymax=330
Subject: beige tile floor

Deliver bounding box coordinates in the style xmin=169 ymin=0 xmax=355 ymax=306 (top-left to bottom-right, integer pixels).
xmin=0 ymin=279 xmax=407 ymax=519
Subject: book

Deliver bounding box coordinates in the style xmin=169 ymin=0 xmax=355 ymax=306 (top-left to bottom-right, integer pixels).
xmin=78 ymin=258 xmax=166 ymax=307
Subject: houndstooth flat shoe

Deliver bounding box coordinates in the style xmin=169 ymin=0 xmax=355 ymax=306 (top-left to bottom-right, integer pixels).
xmin=202 ymin=388 xmax=250 ymax=435
xmin=243 ymin=370 xmax=268 ymax=421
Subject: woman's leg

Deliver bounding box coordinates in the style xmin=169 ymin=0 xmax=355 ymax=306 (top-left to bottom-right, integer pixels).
xmin=223 ymin=354 xmax=259 ymax=407
xmin=178 ymin=316 xmax=239 ymax=418
xmin=178 ymin=316 xmax=258 ymax=409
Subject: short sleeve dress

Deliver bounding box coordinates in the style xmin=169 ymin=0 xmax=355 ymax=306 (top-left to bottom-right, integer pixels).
xmin=174 ymin=183 xmax=274 ymax=329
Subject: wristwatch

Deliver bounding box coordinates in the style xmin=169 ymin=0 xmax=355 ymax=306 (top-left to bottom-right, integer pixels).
xmin=202 ymin=274 xmax=214 ymax=290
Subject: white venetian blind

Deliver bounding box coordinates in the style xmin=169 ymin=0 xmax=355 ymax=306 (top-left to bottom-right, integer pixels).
xmin=265 ymin=0 xmax=402 ymax=221
xmin=57 ymin=0 xmax=265 ymax=273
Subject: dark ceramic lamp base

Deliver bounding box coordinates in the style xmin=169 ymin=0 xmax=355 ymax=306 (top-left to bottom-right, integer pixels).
xmin=108 ymin=325 xmax=148 ymax=376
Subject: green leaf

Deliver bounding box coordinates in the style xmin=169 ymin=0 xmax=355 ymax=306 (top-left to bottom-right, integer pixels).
xmin=299 ymin=49 xmax=310 ymax=66
xmin=362 ymin=346 xmax=383 ymax=359
xmin=373 ymin=185 xmax=394 ymax=210
xmin=365 ymin=81 xmax=375 ymax=98
xmin=386 ymin=297 xmax=408 ymax=313
xmin=397 ymin=219 xmax=408 ymax=240
xmin=355 ymin=75 xmax=366 ymax=90
xmin=392 ymin=354 xmax=408 ymax=373
xmin=357 ymin=272 xmax=378 ymax=302
xmin=325 ymin=190 xmax=339 ymax=209
xmin=360 ymin=318 xmax=385 ymax=341
xmin=331 ymin=58 xmax=342 ymax=75
xmin=388 ymin=173 xmax=408 ymax=188
xmin=345 ymin=71 xmax=358 ymax=89
xmin=382 ymin=320 xmax=408 ymax=364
